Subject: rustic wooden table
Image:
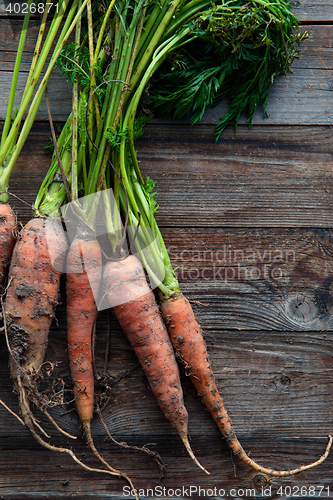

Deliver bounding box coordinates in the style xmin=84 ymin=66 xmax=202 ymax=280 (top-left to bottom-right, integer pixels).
xmin=0 ymin=1 xmax=332 ymax=499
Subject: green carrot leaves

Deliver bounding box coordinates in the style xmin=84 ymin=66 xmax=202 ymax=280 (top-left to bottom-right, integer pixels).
xmin=151 ymin=0 xmax=308 ymax=139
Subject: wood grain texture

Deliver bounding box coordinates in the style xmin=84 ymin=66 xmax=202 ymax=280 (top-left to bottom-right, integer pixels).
xmin=137 ymin=123 xmax=333 ymax=227
xmin=3 ymin=122 xmax=333 ymax=227
xmin=163 ymin=227 xmax=333 ymax=331
xmin=0 ymin=17 xmax=73 ymax=120
xmin=0 ymin=2 xmax=333 ymax=499
xmin=290 ymin=0 xmax=333 ymax=22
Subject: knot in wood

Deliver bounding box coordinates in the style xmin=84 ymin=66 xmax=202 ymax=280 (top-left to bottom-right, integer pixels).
xmin=280 ymin=374 xmax=291 ymax=386
xmin=252 ymin=473 xmax=269 ymax=488
xmin=285 ymin=293 xmax=318 ymax=324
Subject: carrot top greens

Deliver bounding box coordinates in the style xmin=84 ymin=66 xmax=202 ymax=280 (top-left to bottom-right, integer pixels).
xmin=35 ymin=0 xmax=306 ymax=294
xmin=151 ymin=0 xmax=307 ymax=138
xmin=0 ymin=0 xmax=89 ymax=204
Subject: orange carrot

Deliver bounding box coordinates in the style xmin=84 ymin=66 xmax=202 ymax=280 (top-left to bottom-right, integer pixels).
xmin=160 ymin=291 xmax=332 ymax=477
xmin=0 ymin=203 xmax=16 ymax=288
xmin=66 ymin=232 xmax=134 ymax=482
xmin=4 ymin=217 xmax=67 ymax=380
xmin=103 ymin=254 xmax=209 ymax=474
xmin=2 ymin=222 xmax=137 ymax=486
xmin=66 ymin=233 xmax=102 ymax=430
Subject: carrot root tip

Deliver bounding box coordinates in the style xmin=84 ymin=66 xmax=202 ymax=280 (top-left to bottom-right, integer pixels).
xmin=178 ymin=429 xmax=210 ymax=475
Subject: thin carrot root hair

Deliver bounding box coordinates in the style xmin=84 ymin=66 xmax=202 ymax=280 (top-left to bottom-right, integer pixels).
xmin=96 ymin=407 xmax=167 ymax=478
xmin=103 ymin=255 xmax=209 ymax=475
xmin=160 ymin=292 xmax=332 ymax=477
xmin=82 ymin=410 xmax=139 ymax=493
xmin=14 ymin=377 xmax=138 ymax=499
xmin=83 ymin=420 xmax=137 ymax=483
xmin=2 ymin=300 xmax=77 ymax=441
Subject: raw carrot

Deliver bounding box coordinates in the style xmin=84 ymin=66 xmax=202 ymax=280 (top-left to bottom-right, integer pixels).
xmin=160 ymin=291 xmax=332 ymax=477
xmin=66 ymin=232 xmax=101 ymax=430
xmin=103 ymin=254 xmax=209 ymax=474
xmin=3 ymin=217 xmax=137 ymax=488
xmin=4 ymin=217 xmax=67 ymax=381
xmin=66 ymin=230 xmax=140 ymax=488
xmin=66 ymin=230 xmax=136 ymax=485
xmin=0 ymin=203 xmax=16 ymax=288
xmin=2 ymin=216 xmax=86 ymax=440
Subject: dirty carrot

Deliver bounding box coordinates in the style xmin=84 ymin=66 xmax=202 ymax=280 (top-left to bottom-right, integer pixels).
xmin=4 ymin=217 xmax=67 ymax=382
xmin=106 ymin=0 xmax=331 ymax=475
xmin=65 ymin=221 xmax=138 ymax=489
xmin=34 ymin=0 xmax=208 ymax=473
xmin=3 ymin=216 xmax=73 ymax=437
xmin=62 ymin=2 xmax=129 ymax=476
xmin=66 ymin=233 xmax=101 ymax=429
xmin=119 ymin=165 xmax=333 ymax=476
xmin=117 ymin=168 xmax=333 ymax=477
xmin=0 ymin=204 xmax=16 ymax=288
xmin=103 ymin=254 xmax=209 ymax=475
xmin=66 ymin=231 xmax=107 ymax=460
xmin=2 ymin=215 xmax=137 ymax=492
xmin=160 ymin=292 xmax=333 ymax=477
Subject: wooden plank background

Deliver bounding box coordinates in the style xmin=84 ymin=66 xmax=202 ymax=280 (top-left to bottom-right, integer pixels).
xmin=0 ymin=1 xmax=333 ymax=499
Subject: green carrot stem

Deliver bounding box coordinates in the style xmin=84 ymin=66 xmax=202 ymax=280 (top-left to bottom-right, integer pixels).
xmin=111 ymin=3 xmax=146 ymax=132
xmin=88 ymin=42 xmax=123 ymax=172
xmin=78 ymin=93 xmax=88 ymax=196
xmin=86 ymin=0 xmax=95 ymax=160
xmin=34 ymin=114 xmax=73 ymax=213
xmin=71 ymin=0 xmax=82 ymax=202
xmin=7 ymin=6 xmax=52 ymax=156
xmin=162 ymin=0 xmax=209 ymax=39
xmin=125 ymin=27 xmax=192 ymax=183
xmin=0 ymin=0 xmax=74 ymax=169
xmin=87 ymin=0 xmax=147 ymax=201
xmin=93 ymin=0 xmax=118 ymax=64
xmin=130 ymin=0 xmax=182 ymax=91
xmin=0 ymin=0 xmax=33 ymax=149
xmin=20 ymin=4 xmax=50 ymax=107
xmin=87 ymin=11 xmax=127 ymax=184
xmin=0 ymin=0 xmax=90 ymax=203
xmin=134 ymin=0 xmax=170 ymax=69
xmin=101 ymin=177 xmax=120 ymax=253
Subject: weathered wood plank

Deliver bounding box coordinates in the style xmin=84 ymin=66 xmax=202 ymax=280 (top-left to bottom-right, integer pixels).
xmin=290 ymin=0 xmax=333 ymax=22
xmin=162 ymin=227 xmax=333 ymax=331
xmin=0 ymin=24 xmax=328 ymax=71
xmin=4 ymin=122 xmax=333 ymax=227
xmin=0 ymin=69 xmax=72 ymax=120
xmin=137 ymin=124 xmax=333 ymax=227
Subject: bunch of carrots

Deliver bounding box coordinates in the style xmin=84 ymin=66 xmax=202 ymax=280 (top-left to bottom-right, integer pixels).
xmin=0 ymin=0 xmax=332 ymax=490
